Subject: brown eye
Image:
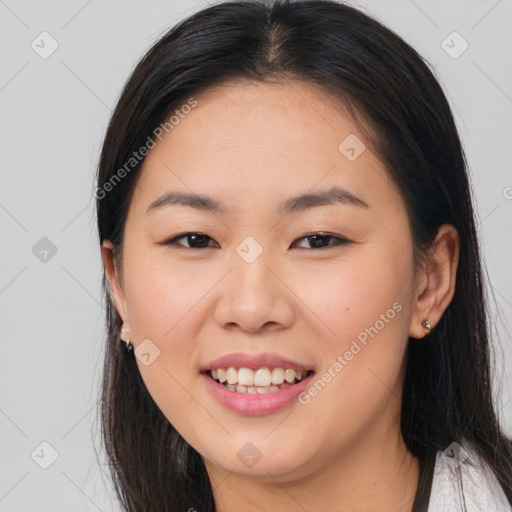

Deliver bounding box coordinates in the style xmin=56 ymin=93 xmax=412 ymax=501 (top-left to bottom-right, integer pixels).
xmin=291 ymin=233 xmax=351 ymax=250
xmin=161 ymin=232 xmax=350 ymax=251
xmin=163 ymin=232 xmax=219 ymax=249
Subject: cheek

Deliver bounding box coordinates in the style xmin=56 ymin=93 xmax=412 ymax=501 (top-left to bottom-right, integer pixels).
xmin=296 ymin=246 xmax=412 ymax=351
xmin=123 ymin=248 xmax=210 ymax=341
xmin=296 ymin=245 xmax=413 ymax=425
xmin=120 ymin=250 xmax=211 ymax=398
xmin=121 ymin=250 xmax=214 ymax=435
xmin=294 ymin=247 xmax=413 ymax=412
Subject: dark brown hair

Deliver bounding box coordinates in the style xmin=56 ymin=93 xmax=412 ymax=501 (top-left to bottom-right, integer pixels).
xmin=94 ymin=1 xmax=512 ymax=510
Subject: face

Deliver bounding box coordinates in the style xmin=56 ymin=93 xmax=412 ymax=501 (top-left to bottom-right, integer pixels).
xmin=104 ymin=80 xmax=420 ymax=481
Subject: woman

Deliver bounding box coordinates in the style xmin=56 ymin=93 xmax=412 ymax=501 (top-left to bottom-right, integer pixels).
xmin=95 ymin=1 xmax=512 ymax=510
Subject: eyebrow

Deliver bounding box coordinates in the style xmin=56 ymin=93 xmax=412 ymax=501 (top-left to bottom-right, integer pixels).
xmin=145 ymin=185 xmax=370 ymax=216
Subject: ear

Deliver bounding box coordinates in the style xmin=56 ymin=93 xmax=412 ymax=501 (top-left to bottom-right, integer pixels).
xmin=101 ymin=240 xmax=131 ymax=326
xmin=409 ymin=224 xmax=460 ymax=339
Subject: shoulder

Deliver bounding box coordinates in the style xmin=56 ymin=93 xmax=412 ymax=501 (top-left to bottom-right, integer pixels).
xmin=427 ymin=440 xmax=511 ymax=511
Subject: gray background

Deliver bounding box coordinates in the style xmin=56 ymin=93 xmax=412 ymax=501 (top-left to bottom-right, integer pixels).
xmin=1 ymin=0 xmax=511 ymax=510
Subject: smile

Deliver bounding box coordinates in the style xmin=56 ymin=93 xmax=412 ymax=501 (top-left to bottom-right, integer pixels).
xmin=208 ymin=367 xmax=312 ymax=394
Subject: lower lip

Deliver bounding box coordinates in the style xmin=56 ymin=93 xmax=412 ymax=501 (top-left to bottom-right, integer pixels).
xmin=200 ymin=372 xmax=314 ymax=416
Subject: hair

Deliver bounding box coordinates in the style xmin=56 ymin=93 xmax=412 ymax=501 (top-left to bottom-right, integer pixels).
xmin=94 ymin=1 xmax=512 ymax=510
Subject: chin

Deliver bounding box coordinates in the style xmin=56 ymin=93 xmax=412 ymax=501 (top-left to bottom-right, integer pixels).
xmin=205 ymin=442 xmax=319 ymax=482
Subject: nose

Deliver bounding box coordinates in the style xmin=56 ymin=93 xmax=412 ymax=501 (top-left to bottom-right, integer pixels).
xmin=213 ymin=255 xmax=295 ymax=334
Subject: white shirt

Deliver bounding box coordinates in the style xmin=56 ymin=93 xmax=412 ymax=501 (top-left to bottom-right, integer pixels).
xmin=427 ymin=441 xmax=511 ymax=511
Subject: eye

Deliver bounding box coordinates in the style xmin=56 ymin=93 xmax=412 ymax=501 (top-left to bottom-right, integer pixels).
xmin=162 ymin=232 xmax=219 ymax=249
xmin=291 ymin=233 xmax=351 ymax=250
xmin=161 ymin=232 xmax=351 ymax=250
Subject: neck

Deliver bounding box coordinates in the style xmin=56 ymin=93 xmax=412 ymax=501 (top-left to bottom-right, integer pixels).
xmin=206 ymin=422 xmax=420 ymax=512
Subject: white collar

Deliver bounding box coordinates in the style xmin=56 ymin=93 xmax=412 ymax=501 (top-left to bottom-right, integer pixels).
xmin=427 ymin=441 xmax=511 ymax=511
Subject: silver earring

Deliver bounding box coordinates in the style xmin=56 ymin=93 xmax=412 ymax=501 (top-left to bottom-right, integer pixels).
xmin=121 ymin=328 xmax=134 ymax=352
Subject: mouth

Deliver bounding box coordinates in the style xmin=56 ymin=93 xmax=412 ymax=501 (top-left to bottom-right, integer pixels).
xmin=203 ymin=367 xmax=315 ymax=394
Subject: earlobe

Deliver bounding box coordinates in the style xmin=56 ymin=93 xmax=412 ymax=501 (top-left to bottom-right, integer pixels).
xmin=101 ymin=240 xmax=130 ymax=324
xmin=409 ymin=224 xmax=460 ymax=339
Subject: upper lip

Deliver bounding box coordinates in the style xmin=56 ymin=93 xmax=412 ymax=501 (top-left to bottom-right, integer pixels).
xmin=201 ymin=352 xmax=314 ymax=372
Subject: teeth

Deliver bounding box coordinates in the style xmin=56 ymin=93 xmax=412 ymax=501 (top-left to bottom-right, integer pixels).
xmin=254 ymin=368 xmax=272 ymax=387
xmin=238 ymin=367 xmax=254 ymax=386
xmin=226 ymin=367 xmax=238 ymax=385
xmin=284 ymin=369 xmax=296 ymax=383
xmin=209 ymin=366 xmax=310 ymax=393
xmin=271 ymin=367 xmax=285 ymax=385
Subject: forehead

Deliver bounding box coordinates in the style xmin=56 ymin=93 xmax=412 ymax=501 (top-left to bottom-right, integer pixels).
xmin=130 ymin=80 xmax=400 ymax=218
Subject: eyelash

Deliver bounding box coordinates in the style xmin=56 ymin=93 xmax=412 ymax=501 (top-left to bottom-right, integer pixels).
xmin=161 ymin=232 xmax=351 ymax=251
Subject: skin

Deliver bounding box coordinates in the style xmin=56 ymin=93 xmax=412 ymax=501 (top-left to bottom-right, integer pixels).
xmin=102 ymin=80 xmax=460 ymax=511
